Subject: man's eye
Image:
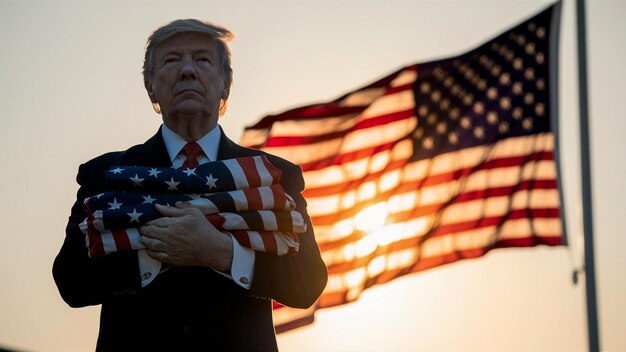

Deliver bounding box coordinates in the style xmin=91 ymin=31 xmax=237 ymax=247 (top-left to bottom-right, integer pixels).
xmin=164 ymin=57 xmax=179 ymax=64
xmin=197 ymin=57 xmax=211 ymax=63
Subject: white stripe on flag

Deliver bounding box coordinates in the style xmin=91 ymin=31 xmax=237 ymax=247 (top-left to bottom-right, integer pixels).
xmin=188 ymin=198 xmax=219 ymax=214
xmin=390 ymin=70 xmax=418 ymax=87
xmin=258 ymin=186 xmax=276 ymax=210
xmin=247 ymin=231 xmax=266 ymax=252
xmin=274 ymin=233 xmax=289 ymax=255
xmin=92 ymin=210 xmax=104 ymax=232
xmin=222 ymin=159 xmax=249 ymax=189
xmin=259 ymin=211 xmax=278 ymax=231
xmin=126 ymin=228 xmax=143 ymax=249
xmin=268 ymin=113 xmax=360 ymax=137
xmin=338 ymin=87 xmax=386 ymax=107
xmin=230 ymin=189 xmax=248 ymax=211
xmin=222 ymin=213 xmax=247 ymax=229
xmin=358 ymin=89 xmax=414 ymax=120
xmin=254 ymin=156 xmax=274 ymax=186
xmin=100 ymin=232 xmax=117 ymax=254
xmin=240 ymin=128 xmax=269 ymax=147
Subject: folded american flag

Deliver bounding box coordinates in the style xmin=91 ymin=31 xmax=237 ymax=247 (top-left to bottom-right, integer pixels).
xmin=81 ymin=156 xmax=304 ymax=257
xmin=106 ymin=155 xmax=281 ymax=193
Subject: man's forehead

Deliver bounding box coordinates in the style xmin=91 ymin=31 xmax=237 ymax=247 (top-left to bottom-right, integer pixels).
xmin=155 ymin=32 xmax=218 ymax=54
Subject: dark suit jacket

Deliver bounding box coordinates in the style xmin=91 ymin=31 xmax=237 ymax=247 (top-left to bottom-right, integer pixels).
xmin=53 ymin=127 xmax=328 ymax=351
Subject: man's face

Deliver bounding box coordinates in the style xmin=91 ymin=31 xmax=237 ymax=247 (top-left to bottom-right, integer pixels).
xmin=148 ymin=31 xmax=228 ymax=128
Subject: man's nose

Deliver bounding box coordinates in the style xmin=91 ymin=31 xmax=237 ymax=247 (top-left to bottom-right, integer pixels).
xmin=180 ymin=58 xmax=198 ymax=80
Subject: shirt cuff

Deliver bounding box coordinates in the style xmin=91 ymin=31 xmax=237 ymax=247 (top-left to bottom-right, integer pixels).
xmin=138 ymin=249 xmax=161 ymax=287
xmin=214 ymin=235 xmax=255 ymax=289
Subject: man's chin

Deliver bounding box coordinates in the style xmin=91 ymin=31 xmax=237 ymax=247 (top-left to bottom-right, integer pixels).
xmin=168 ymin=104 xmax=211 ymax=117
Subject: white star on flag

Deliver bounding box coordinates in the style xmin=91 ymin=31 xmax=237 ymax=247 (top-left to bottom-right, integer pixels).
xmin=142 ymin=195 xmax=156 ymax=204
xmin=182 ymin=168 xmax=197 ymax=176
xmin=109 ymin=167 xmax=124 ymax=174
xmin=205 ymin=174 xmax=218 ymax=190
xmin=130 ymin=174 xmax=145 ymax=187
xmin=148 ymin=168 xmax=161 ymax=177
xmin=127 ymin=208 xmax=142 ymax=223
xmin=107 ymin=197 xmax=123 ymax=210
xmin=165 ymin=177 xmax=180 ymax=191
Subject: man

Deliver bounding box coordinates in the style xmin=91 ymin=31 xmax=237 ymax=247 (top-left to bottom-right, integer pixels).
xmin=53 ymin=19 xmax=328 ymax=351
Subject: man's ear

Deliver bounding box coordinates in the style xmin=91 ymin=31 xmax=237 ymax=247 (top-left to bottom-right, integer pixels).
xmin=145 ymin=80 xmax=161 ymax=114
xmin=221 ymin=82 xmax=231 ymax=101
xmin=145 ymin=80 xmax=157 ymax=103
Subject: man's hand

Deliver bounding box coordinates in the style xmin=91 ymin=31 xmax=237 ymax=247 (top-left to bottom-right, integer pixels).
xmin=139 ymin=203 xmax=233 ymax=272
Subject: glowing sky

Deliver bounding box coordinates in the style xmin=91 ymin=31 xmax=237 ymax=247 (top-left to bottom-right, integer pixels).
xmin=0 ymin=1 xmax=624 ymax=351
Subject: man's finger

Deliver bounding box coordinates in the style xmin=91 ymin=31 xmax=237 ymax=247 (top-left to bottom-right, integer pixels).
xmin=144 ymin=216 xmax=170 ymax=228
xmin=155 ymin=203 xmax=190 ymax=217
xmin=139 ymin=225 xmax=169 ymax=239
xmin=141 ymin=236 xmax=169 ymax=252
xmin=175 ymin=201 xmax=191 ymax=209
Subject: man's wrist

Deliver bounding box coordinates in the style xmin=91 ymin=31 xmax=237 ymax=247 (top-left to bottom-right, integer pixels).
xmin=206 ymin=232 xmax=233 ymax=272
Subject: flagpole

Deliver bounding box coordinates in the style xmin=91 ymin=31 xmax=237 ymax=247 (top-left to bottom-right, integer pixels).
xmin=576 ymin=0 xmax=600 ymax=350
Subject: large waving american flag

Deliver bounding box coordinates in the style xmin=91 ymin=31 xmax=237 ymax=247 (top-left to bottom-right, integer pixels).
xmin=241 ymin=3 xmax=564 ymax=332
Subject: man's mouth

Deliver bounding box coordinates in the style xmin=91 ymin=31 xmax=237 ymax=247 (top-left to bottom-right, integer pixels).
xmin=175 ymin=85 xmax=203 ymax=96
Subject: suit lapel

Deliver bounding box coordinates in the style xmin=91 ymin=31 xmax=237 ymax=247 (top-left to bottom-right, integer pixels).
xmin=121 ymin=127 xmax=172 ymax=167
xmin=216 ymin=126 xmax=246 ymax=161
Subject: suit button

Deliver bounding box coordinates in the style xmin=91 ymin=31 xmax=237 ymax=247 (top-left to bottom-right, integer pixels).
xmin=239 ymin=276 xmax=249 ymax=285
xmin=184 ymin=326 xmax=190 ymax=334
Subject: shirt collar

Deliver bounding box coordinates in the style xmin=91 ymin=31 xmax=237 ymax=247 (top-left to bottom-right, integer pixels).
xmin=160 ymin=123 xmax=221 ymax=162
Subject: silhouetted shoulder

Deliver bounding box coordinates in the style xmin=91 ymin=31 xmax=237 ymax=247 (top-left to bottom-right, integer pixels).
xmin=76 ymin=138 xmax=160 ymax=189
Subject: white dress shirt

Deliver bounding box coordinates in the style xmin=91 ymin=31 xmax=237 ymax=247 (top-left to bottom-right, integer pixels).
xmin=138 ymin=124 xmax=255 ymax=289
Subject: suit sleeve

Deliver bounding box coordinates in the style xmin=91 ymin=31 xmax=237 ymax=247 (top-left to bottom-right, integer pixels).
xmin=52 ymin=163 xmax=141 ymax=308
xmin=249 ymin=164 xmax=328 ymax=309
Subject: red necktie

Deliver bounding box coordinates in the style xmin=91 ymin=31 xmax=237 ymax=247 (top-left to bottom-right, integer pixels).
xmin=180 ymin=142 xmax=203 ymax=169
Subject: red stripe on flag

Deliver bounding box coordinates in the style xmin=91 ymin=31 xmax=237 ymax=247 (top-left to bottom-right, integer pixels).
xmin=111 ymin=229 xmax=132 ymax=251
xmin=237 ymin=157 xmax=262 ymax=188
xmin=231 ymin=230 xmax=252 ymax=249
xmin=318 ymin=291 xmax=350 ymax=307
xmin=271 ymin=184 xmax=288 ymax=210
xmin=494 ymin=236 xmax=563 ymax=247
xmin=205 ymin=214 xmax=226 ymax=229
xmin=259 ymin=231 xmax=278 ymax=254
xmin=264 ymin=109 xmax=414 ymax=147
xmin=242 ymin=187 xmax=263 ymax=210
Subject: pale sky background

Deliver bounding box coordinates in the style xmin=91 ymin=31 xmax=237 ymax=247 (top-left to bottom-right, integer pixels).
xmin=0 ymin=0 xmax=624 ymax=351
